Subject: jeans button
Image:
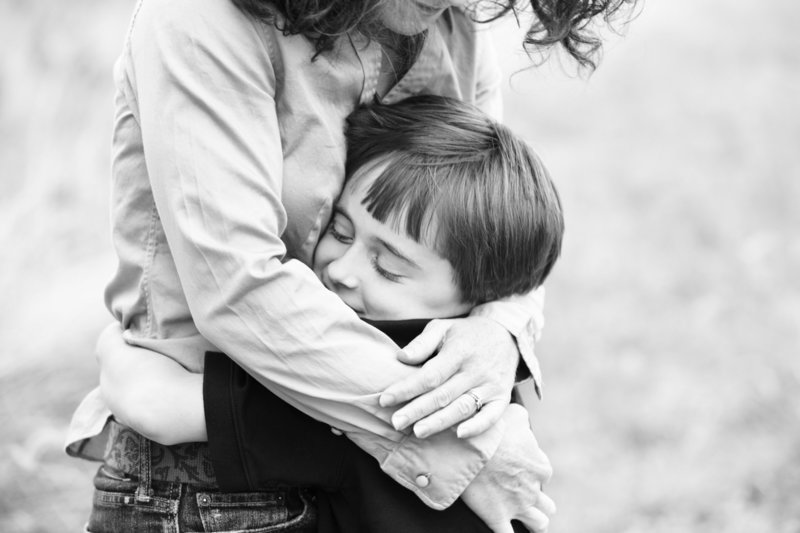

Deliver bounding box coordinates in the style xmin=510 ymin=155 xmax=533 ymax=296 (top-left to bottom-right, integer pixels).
xmin=199 ymin=494 xmax=210 ymax=505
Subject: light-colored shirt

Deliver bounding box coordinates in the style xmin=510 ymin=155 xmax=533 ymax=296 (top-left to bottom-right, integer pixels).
xmin=67 ymin=0 xmax=544 ymax=509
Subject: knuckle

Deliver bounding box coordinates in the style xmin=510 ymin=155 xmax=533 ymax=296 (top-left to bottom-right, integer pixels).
xmin=423 ymin=369 xmax=445 ymax=390
xmin=430 ymin=417 xmax=446 ymax=432
xmin=433 ymin=389 xmax=453 ymax=409
xmin=456 ymin=397 xmax=474 ymax=417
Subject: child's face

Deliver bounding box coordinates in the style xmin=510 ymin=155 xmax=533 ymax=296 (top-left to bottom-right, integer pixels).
xmin=313 ymin=166 xmax=471 ymax=321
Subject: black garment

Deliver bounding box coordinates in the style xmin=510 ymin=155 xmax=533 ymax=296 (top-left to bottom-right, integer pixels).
xmin=204 ymin=319 xmax=527 ymax=533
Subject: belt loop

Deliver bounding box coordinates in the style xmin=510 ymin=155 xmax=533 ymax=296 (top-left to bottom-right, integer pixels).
xmin=134 ymin=434 xmax=154 ymax=503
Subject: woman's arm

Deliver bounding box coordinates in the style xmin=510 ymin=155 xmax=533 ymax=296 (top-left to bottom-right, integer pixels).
xmin=376 ymin=26 xmax=547 ymax=439
xmin=98 ymin=320 xmax=554 ymax=532
xmin=117 ymin=0 xmax=520 ymax=510
xmin=98 ymin=324 xmax=206 ymax=446
xmin=381 ymin=289 xmax=546 ymax=439
xmin=203 ymin=351 xmax=553 ymax=533
xmin=98 ymin=340 xmax=553 ymax=532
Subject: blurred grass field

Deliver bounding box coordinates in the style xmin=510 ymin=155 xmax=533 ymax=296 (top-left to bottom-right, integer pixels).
xmin=1 ymin=0 xmax=799 ymax=531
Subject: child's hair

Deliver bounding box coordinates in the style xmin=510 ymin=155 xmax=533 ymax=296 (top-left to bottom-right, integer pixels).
xmin=231 ymin=0 xmax=638 ymax=70
xmin=344 ymin=95 xmax=564 ymax=305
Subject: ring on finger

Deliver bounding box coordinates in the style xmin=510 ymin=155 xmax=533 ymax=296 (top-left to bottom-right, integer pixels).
xmin=465 ymin=390 xmax=483 ymax=413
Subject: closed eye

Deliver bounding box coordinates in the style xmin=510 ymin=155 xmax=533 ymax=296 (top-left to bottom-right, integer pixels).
xmin=371 ymin=256 xmax=403 ymax=282
xmin=328 ymin=223 xmax=352 ymax=244
xmin=327 ymin=210 xmax=354 ymax=244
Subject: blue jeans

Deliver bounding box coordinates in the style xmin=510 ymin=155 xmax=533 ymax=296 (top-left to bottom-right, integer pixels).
xmin=87 ymin=465 xmax=317 ymax=532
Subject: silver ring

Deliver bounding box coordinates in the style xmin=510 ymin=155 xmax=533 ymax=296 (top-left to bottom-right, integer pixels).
xmin=465 ymin=390 xmax=483 ymax=413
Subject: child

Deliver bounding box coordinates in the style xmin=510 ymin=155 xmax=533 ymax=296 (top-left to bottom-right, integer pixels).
xmin=94 ymin=95 xmax=563 ymax=532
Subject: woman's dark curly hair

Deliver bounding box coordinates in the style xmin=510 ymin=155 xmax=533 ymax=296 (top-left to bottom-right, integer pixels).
xmin=231 ymin=0 xmax=638 ymax=70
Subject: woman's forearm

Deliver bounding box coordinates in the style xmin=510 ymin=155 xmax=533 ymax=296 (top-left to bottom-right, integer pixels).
xmin=98 ymin=324 xmax=207 ymax=446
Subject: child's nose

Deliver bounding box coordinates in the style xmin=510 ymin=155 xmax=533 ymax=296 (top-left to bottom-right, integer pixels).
xmin=326 ymin=252 xmax=360 ymax=290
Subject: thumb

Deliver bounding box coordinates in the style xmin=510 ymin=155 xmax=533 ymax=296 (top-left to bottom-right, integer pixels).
xmin=396 ymin=319 xmax=451 ymax=364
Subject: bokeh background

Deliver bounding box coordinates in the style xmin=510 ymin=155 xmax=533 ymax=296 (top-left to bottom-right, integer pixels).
xmin=1 ymin=0 xmax=798 ymax=531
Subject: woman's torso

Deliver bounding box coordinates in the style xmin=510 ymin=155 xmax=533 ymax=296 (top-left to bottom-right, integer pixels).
xmin=105 ymin=0 xmax=501 ymax=370
xmin=68 ymin=0 xmax=501 ymax=460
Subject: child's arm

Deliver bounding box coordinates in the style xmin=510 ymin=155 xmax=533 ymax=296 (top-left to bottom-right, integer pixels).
xmin=97 ymin=324 xmax=207 ymax=446
xmin=203 ymin=353 xmax=552 ymax=533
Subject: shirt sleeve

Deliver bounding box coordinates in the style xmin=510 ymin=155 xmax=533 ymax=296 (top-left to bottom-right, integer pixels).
xmin=122 ymin=0 xmax=500 ymax=509
xmin=204 ymin=352 xmax=508 ymax=532
xmin=471 ymin=287 xmax=546 ymax=398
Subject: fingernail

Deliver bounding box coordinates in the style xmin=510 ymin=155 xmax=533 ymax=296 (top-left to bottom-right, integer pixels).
xmin=392 ymin=414 xmax=409 ymax=431
xmin=379 ymin=393 xmax=395 ymax=407
xmin=456 ymin=426 xmax=467 ymax=439
xmin=396 ymin=349 xmax=411 ymax=361
xmin=414 ymin=423 xmax=430 ymax=439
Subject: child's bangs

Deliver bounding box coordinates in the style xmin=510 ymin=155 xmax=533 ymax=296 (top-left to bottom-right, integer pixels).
xmin=360 ymin=153 xmax=457 ymax=249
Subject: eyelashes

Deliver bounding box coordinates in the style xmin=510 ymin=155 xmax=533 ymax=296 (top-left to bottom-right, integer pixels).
xmin=370 ymin=256 xmax=403 ymax=282
xmin=327 ymin=216 xmax=404 ymax=283
xmin=329 ymin=223 xmax=352 ymax=243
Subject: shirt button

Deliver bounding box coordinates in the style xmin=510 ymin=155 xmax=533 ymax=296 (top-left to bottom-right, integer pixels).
xmin=415 ymin=473 xmax=431 ymax=488
xmin=330 ymin=427 xmax=343 ymax=436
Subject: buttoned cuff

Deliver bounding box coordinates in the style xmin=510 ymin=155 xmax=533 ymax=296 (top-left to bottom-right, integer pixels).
xmin=373 ymin=419 xmax=505 ymax=510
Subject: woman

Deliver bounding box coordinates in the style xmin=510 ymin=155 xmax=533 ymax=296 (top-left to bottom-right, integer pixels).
xmin=67 ymin=1 xmax=635 ymax=531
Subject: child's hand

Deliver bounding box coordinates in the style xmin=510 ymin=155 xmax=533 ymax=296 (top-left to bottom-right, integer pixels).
xmin=379 ymin=316 xmax=518 ymax=438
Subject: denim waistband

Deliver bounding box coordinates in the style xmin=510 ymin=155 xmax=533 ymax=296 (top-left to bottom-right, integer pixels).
xmin=104 ymin=420 xmax=218 ymax=487
xmin=89 ymin=464 xmax=317 ymax=532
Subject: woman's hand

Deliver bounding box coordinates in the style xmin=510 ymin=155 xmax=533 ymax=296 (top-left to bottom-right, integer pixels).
xmin=96 ymin=323 xmax=207 ymax=445
xmin=461 ymin=404 xmax=556 ymax=533
xmin=379 ymin=316 xmax=518 ymax=439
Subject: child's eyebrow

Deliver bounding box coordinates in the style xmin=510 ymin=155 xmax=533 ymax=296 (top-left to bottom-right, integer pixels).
xmin=333 ymin=205 xmax=353 ymax=223
xmin=376 ymin=238 xmax=421 ymax=270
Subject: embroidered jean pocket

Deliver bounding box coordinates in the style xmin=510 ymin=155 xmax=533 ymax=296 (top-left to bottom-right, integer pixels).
xmin=196 ymin=489 xmax=316 ymax=533
xmin=98 ymin=465 xmax=133 ymax=482
xmin=88 ymin=467 xmax=178 ymax=533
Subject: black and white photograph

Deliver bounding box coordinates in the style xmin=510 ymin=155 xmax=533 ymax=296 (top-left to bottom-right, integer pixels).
xmin=1 ymin=0 xmax=797 ymax=531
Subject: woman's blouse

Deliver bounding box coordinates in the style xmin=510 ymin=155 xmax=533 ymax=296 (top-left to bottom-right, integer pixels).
xmin=67 ymin=0 xmax=543 ymax=510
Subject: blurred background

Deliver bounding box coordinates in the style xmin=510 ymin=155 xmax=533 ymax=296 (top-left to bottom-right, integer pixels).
xmin=1 ymin=0 xmax=798 ymax=531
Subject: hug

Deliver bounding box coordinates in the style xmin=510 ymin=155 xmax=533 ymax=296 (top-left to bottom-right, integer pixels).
xmin=65 ymin=0 xmax=634 ymax=531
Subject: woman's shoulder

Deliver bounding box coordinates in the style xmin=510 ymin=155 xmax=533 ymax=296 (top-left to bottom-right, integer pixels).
xmin=436 ymin=7 xmax=485 ymax=51
xmin=127 ymin=0 xmax=279 ymax=68
xmin=131 ymin=0 xmax=273 ymax=47
xmin=439 ymin=7 xmax=481 ymax=32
